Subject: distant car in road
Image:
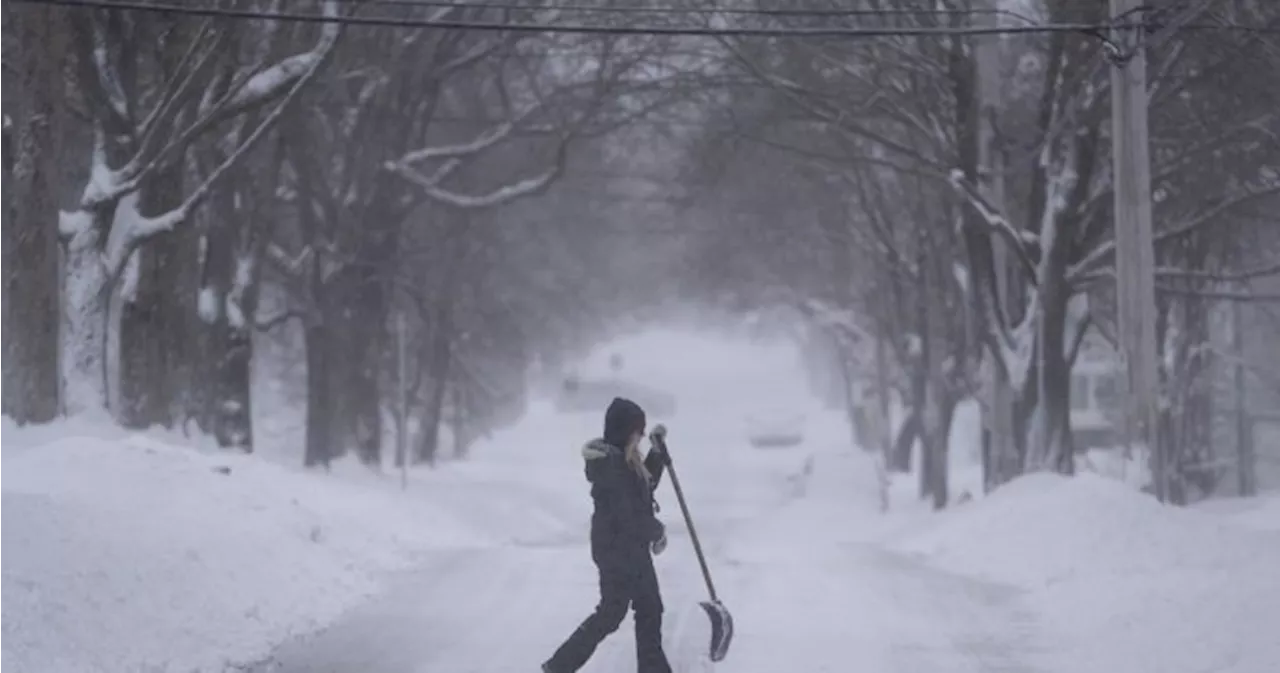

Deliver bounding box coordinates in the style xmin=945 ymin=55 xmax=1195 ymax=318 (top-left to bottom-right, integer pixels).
xmin=745 ymin=409 xmax=806 ymax=448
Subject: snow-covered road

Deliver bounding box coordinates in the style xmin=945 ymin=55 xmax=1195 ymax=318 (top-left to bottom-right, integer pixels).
xmin=10 ymin=332 xmax=1277 ymax=673
xmin=251 ymin=439 xmax=1046 ymax=673
xmin=716 ymin=448 xmax=1044 ymax=673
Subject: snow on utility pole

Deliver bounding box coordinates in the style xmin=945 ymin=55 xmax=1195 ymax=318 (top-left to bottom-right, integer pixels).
xmin=1109 ymin=0 xmax=1166 ymax=502
xmin=976 ymin=0 xmax=1015 ymax=490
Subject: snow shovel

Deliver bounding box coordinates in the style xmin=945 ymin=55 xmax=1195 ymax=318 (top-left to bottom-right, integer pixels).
xmin=649 ymin=425 xmax=735 ymax=663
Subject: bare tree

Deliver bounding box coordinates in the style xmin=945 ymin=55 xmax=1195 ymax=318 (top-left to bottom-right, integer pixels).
xmin=52 ymin=1 xmax=339 ymax=428
xmin=3 ymin=2 xmax=67 ymax=424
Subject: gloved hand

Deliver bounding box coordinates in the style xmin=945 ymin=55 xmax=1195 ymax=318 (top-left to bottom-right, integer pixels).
xmin=650 ymin=518 xmax=668 ymax=556
xmin=648 ymin=424 xmax=672 ymax=466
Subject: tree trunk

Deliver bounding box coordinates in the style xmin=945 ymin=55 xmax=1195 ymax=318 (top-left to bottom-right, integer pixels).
xmin=415 ymin=218 xmax=465 ymax=465
xmin=0 ymin=114 xmax=9 ymax=406
xmin=216 ymin=321 xmax=254 ymax=449
xmin=924 ymin=389 xmax=958 ymax=509
xmin=316 ymin=265 xmax=382 ymax=465
xmin=116 ymin=23 xmax=206 ymax=429
xmin=835 ymin=352 xmax=866 ymax=449
xmin=303 ymin=322 xmax=335 ymax=468
xmin=117 ymin=167 xmax=197 ymax=429
xmin=916 ymin=394 xmax=934 ymax=502
xmin=349 ymin=266 xmax=388 ymax=466
xmin=196 ymin=182 xmax=258 ymax=450
xmin=193 ymin=205 xmax=228 ymax=439
xmin=416 ymin=325 xmax=453 ymax=465
xmin=984 ymin=365 xmax=1020 ymax=491
xmin=1024 ymin=298 xmax=1074 ymax=473
xmin=892 ymin=410 xmax=919 ymax=473
xmin=915 ymin=239 xmax=936 ymax=502
xmin=350 ymin=348 xmax=382 ymax=465
xmin=3 ymin=3 xmax=65 ymax=424
xmin=1181 ymin=304 xmax=1216 ymax=497
xmin=61 ymin=211 xmax=111 ymax=414
xmin=451 ymin=383 xmax=473 ymax=460
xmin=1023 ymin=231 xmax=1075 ymax=474
xmin=1160 ymin=296 xmax=1216 ymax=505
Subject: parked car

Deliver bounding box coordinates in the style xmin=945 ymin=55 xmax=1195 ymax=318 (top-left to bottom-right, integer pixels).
xmin=745 ymin=409 xmax=806 ymax=448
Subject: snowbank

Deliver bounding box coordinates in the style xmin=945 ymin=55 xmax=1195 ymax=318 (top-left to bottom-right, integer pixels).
xmin=1 ymin=419 xmax=492 ymax=673
xmin=890 ymin=472 xmax=1280 ymax=673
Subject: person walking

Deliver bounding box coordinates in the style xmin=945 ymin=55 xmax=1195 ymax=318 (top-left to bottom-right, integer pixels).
xmin=543 ymin=397 xmax=673 ymax=673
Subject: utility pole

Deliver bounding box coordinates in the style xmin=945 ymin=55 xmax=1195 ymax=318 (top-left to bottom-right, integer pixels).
xmin=976 ymin=0 xmax=1015 ymax=489
xmin=1109 ymin=0 xmax=1165 ymax=501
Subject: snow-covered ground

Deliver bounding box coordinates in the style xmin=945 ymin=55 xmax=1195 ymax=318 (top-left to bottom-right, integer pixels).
xmin=0 ymin=417 xmax=496 ymax=673
xmin=248 ymin=399 xmax=817 ymax=673
xmin=5 ymin=329 xmax=1280 ymax=673
xmin=889 ymin=473 xmax=1280 ymax=673
xmin=715 ymin=443 xmax=1049 ymax=673
xmin=0 ymin=330 xmax=821 ymax=673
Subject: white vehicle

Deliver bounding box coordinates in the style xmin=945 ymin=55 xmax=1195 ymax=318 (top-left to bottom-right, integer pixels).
xmin=745 ymin=409 xmax=807 ymax=448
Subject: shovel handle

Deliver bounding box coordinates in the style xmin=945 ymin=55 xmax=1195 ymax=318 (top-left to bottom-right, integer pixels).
xmin=650 ymin=429 xmax=719 ymax=603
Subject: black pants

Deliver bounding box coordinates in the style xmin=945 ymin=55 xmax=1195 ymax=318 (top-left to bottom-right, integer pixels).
xmin=545 ymin=550 xmax=672 ymax=673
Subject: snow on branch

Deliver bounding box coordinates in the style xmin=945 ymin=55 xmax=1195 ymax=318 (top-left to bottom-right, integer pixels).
xmin=225 ymin=52 xmax=323 ymax=111
xmin=386 ymin=89 xmax=578 ymax=209
xmin=78 ymin=31 xmax=224 ymax=209
xmin=948 ymin=168 xmax=1039 ymax=283
xmin=394 ymin=118 xmax=522 ymax=166
xmin=79 ymin=5 xmax=340 ymax=213
xmin=390 ymin=142 xmax=569 ymax=209
xmin=385 ymin=32 xmax=676 ymax=210
xmin=97 ymin=9 xmax=342 ymax=301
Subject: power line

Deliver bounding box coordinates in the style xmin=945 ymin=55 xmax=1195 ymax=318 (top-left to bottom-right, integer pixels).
xmin=12 ymin=0 xmax=1131 ymax=37
xmin=283 ymin=0 xmax=1036 ymax=24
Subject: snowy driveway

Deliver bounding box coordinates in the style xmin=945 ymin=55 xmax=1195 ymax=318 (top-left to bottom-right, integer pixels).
xmin=250 ymin=440 xmax=1047 ymax=673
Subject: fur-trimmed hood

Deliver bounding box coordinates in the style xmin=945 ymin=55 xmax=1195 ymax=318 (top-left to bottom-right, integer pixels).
xmin=582 ymin=438 xmax=621 ymax=461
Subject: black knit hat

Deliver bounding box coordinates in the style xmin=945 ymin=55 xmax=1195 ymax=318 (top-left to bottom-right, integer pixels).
xmin=603 ymin=397 xmax=646 ymax=448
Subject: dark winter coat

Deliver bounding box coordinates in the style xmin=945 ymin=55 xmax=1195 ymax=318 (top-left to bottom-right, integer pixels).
xmin=582 ymin=438 xmax=667 ymax=569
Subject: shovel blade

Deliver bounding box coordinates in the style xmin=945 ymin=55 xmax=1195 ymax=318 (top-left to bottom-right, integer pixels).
xmin=699 ymin=600 xmax=735 ymax=662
